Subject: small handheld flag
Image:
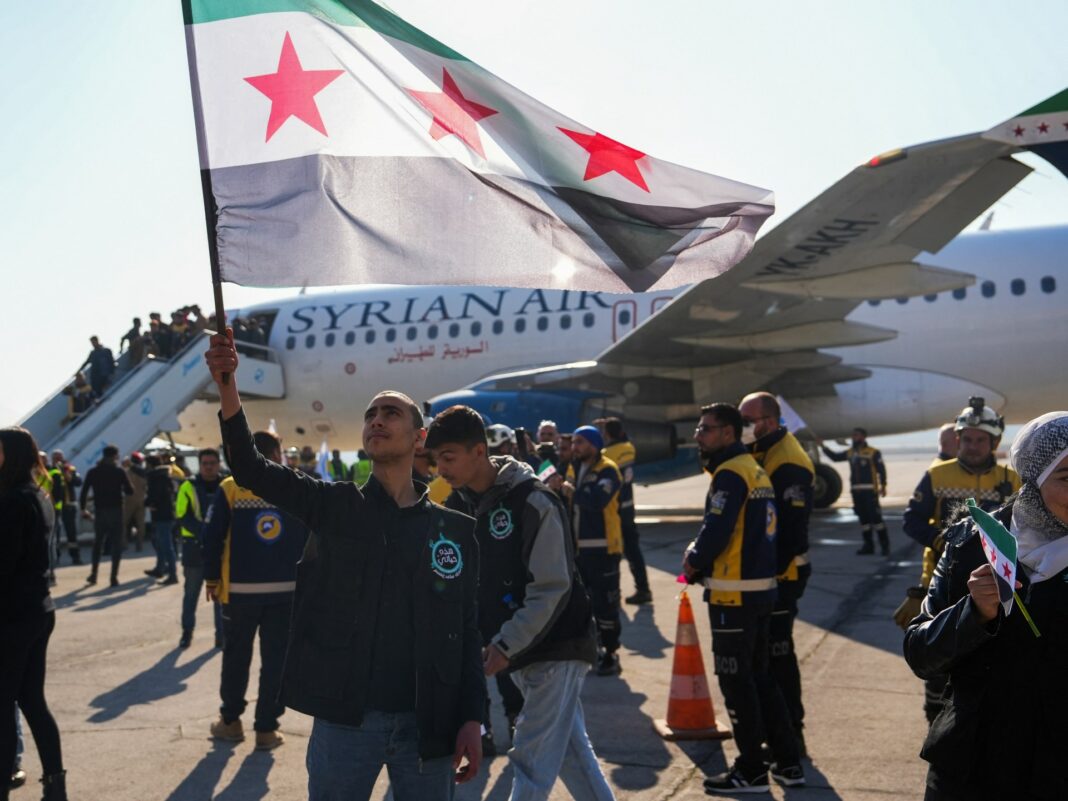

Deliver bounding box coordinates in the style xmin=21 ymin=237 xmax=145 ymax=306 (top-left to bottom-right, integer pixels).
xmin=537 ymin=460 xmax=558 ymax=483
xmin=966 ymin=498 xmax=1041 ymax=637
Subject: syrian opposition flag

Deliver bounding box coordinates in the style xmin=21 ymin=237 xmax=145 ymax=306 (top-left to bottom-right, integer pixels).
xmin=983 ymin=88 xmax=1068 ymax=180
xmin=183 ymin=0 xmax=773 ymax=292
xmin=966 ymin=498 xmax=1017 ymax=616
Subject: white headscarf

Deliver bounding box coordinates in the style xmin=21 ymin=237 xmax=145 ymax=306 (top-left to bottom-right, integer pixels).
xmin=1010 ymin=412 xmax=1068 ymax=584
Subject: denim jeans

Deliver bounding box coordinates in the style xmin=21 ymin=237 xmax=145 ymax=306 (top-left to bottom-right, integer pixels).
xmin=307 ymin=712 xmax=454 ymax=801
xmin=152 ymin=521 xmax=177 ymax=578
xmin=508 ymin=660 xmax=615 ymax=801
xmin=181 ymin=563 xmax=222 ymax=635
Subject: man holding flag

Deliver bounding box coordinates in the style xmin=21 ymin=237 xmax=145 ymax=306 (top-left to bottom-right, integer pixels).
xmin=904 ymin=411 xmax=1068 ymax=801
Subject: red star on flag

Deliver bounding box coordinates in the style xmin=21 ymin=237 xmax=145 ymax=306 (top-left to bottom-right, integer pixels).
xmin=558 ymin=128 xmax=650 ymax=192
xmin=1013 ymin=125 xmax=1026 ymax=137
xmin=1002 ymin=562 xmax=1013 ymax=579
xmin=245 ymin=33 xmax=344 ymax=142
xmin=1038 ymin=122 xmax=1050 ymax=134
xmin=407 ymin=69 xmax=499 ymax=159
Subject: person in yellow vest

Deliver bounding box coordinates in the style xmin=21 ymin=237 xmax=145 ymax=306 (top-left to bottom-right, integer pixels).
xmin=348 ymin=449 xmax=372 ymax=486
xmin=740 ymin=391 xmax=814 ymax=757
xmin=51 ymin=450 xmax=83 ymax=565
xmin=899 ymin=396 xmax=1020 ymax=723
xmin=175 ymin=448 xmax=225 ymax=649
xmin=600 ymin=418 xmax=652 ymax=606
xmin=554 ymin=426 xmax=625 ymax=677
xmin=683 ymin=403 xmax=804 ymax=793
xmin=820 ymin=428 xmax=889 ymax=555
xmin=37 ymin=456 xmax=60 ymax=587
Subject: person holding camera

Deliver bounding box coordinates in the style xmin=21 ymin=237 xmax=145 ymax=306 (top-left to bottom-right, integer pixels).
xmin=899 ymin=397 xmax=1021 ymax=722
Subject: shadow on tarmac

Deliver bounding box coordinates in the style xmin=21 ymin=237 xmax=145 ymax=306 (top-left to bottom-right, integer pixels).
xmin=87 ymin=647 xmax=218 ymax=723
xmin=163 ymin=742 xmax=276 ymax=801
xmin=623 ymin=603 xmax=675 ymax=660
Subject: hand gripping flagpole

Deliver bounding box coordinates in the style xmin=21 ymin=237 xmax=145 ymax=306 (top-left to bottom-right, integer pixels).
xmin=182 ymin=4 xmax=230 ymax=384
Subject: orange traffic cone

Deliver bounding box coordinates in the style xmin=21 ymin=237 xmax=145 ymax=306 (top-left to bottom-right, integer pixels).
xmin=653 ymin=590 xmax=732 ymax=741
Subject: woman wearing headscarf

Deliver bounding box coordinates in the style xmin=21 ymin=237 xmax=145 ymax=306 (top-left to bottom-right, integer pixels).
xmin=1 ymin=427 xmax=68 ymax=801
xmin=904 ymin=411 xmax=1068 ymax=801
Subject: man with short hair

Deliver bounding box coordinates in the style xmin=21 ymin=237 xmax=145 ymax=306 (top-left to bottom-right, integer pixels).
xmin=933 ymin=423 xmax=958 ymax=466
xmin=557 ymin=426 xmax=624 ymax=677
xmin=145 ymin=454 xmax=179 ymax=585
xmin=203 ymin=430 xmax=308 ymax=751
xmin=428 ymin=406 xmax=615 ymax=801
xmin=684 ymin=403 xmax=803 ymax=793
xmin=124 ymin=452 xmax=149 ymax=553
xmin=298 ymin=445 xmax=322 ymax=478
xmin=326 ymin=449 xmax=348 ymax=482
xmin=80 ymin=336 xmax=115 ymax=397
xmin=120 ymin=317 xmax=146 ymax=367
xmin=80 ymin=445 xmax=134 ymax=587
xmin=537 ymin=420 xmax=558 ymax=444
xmin=555 ymin=433 xmax=574 ymax=471
xmin=821 ymin=427 xmax=889 ymax=555
xmin=739 ymin=391 xmax=814 ymax=756
xmin=600 ymin=418 xmax=651 ymax=606
xmin=205 ymin=331 xmax=484 ymax=799
xmin=175 ymin=448 xmax=225 ymax=649
xmin=349 ymin=449 xmax=372 ymax=486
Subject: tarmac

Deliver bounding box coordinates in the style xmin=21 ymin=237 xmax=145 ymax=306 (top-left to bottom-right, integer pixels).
xmin=15 ymin=452 xmax=935 ymax=800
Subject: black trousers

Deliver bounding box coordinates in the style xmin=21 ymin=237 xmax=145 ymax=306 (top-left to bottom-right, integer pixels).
xmin=769 ymin=572 xmax=808 ymax=734
xmin=220 ymin=601 xmax=290 ymax=732
xmin=621 ymin=512 xmax=650 ymax=593
xmin=852 ymin=489 xmax=887 ymax=545
xmin=90 ymin=506 xmax=124 ymax=580
xmin=2 ymin=613 xmax=63 ymax=778
xmin=709 ymin=604 xmax=799 ymax=775
xmin=576 ymin=550 xmax=622 ymax=653
xmin=60 ymin=505 xmax=81 ymax=563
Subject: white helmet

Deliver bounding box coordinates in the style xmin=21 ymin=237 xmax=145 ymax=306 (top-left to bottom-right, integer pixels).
xmin=486 ymin=424 xmax=515 ymax=449
xmin=954 ymin=396 xmax=1005 ymax=439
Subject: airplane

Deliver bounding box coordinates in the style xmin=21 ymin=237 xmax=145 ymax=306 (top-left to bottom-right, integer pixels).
xmin=26 ymin=89 xmax=1068 ymax=506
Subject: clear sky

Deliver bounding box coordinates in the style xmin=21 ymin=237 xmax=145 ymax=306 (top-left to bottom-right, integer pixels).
xmin=2 ymin=1 xmax=1066 ymax=423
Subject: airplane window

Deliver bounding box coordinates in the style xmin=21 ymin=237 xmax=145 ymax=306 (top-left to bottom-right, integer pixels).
xmin=1042 ymin=276 xmax=1056 ymax=293
xmin=515 ymin=318 xmax=526 ymax=333
xmin=981 ymin=281 xmax=995 ymax=298
xmin=924 ymin=294 xmax=937 ymax=303
xmin=867 ymin=300 xmax=881 ymax=307
xmin=325 ymin=333 xmax=336 ymax=347
xmin=345 ymin=331 xmax=356 ymax=346
xmin=618 ymin=309 xmax=632 ymax=325
xmin=1011 ymin=279 xmax=1025 ymax=296
xmin=952 ymin=288 xmax=966 ymax=300
xmin=428 ymin=325 xmax=438 ymax=340
xmin=537 ymin=316 xmax=549 ymax=332
xmin=895 ymin=297 xmax=908 ymax=305
xmin=365 ymin=329 xmax=376 ymax=344
xmin=583 ymin=312 xmax=595 ymax=328
xmin=471 ymin=321 xmax=482 ymax=336
xmin=560 ymin=314 xmax=572 ymax=330
xmin=492 ymin=320 xmax=503 ymax=335
xmin=305 ymin=334 xmax=316 ymax=348
xmin=406 ymin=326 xmax=417 ymax=341
xmin=285 ymin=336 xmax=296 ymax=350
xmin=385 ymin=328 xmax=396 ymax=343
xmin=449 ymin=323 xmax=460 ymax=337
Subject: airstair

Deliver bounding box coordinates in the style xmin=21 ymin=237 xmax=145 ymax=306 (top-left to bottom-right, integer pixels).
xmin=20 ymin=333 xmax=285 ymax=475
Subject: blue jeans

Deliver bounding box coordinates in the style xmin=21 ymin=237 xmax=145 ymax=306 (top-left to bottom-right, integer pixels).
xmin=152 ymin=521 xmax=177 ymax=578
xmin=181 ymin=563 xmax=222 ymax=635
xmin=508 ymin=661 xmax=615 ymax=801
xmin=307 ymin=712 xmax=454 ymax=801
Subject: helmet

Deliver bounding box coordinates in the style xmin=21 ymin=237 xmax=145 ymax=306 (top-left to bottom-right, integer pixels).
xmin=954 ymin=396 xmax=1005 ymax=438
xmin=486 ymin=424 xmax=515 ymax=449
xmin=130 ymin=451 xmax=143 ymax=464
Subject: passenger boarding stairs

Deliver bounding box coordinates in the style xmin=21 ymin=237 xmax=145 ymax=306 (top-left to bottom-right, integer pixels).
xmin=21 ymin=333 xmax=285 ymax=475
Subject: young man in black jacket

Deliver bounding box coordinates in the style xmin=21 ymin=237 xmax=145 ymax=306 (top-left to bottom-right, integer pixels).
xmin=79 ymin=445 xmax=133 ymax=587
xmin=427 ymin=406 xmax=615 ymax=801
xmin=205 ymin=330 xmax=483 ymax=801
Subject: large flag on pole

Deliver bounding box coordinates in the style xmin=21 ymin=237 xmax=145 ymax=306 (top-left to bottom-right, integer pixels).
xmin=183 ymin=0 xmax=774 ymax=293
xmin=966 ymin=498 xmax=1018 ymax=616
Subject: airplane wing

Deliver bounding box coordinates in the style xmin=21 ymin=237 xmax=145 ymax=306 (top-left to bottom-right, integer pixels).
xmin=454 ymin=131 xmax=1034 ymax=421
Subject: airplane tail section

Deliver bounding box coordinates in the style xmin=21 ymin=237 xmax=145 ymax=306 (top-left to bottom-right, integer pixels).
xmin=983 ymin=88 xmax=1068 ymax=178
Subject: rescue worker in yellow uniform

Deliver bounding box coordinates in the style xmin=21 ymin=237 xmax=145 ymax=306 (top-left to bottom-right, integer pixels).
xmin=899 ymin=397 xmax=1020 ymax=723
xmin=684 ymin=403 xmax=804 ymax=793
xmin=821 ymin=428 xmax=889 ymax=555
xmin=601 ymin=417 xmax=652 ymax=605
xmin=740 ymin=392 xmax=814 ymax=757
xmin=560 ymin=426 xmax=625 ymax=677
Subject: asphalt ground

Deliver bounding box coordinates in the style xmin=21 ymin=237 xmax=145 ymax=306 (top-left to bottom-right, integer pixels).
xmin=15 ymin=452 xmax=936 ymax=800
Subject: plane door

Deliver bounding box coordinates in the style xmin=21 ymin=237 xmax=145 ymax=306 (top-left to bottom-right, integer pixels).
xmin=612 ymin=300 xmax=638 ymax=342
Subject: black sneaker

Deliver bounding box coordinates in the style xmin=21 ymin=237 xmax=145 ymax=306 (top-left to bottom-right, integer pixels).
xmin=770 ymin=762 xmax=805 ymax=787
xmin=481 ymin=732 xmax=497 ymax=757
xmin=595 ymin=652 xmax=622 ymax=676
xmin=625 ymin=589 xmax=653 ymax=605
xmin=110 ymin=577 xmax=120 ymax=588
xmin=855 ymin=544 xmax=875 ymax=555
xmin=179 ymin=629 xmax=193 ymax=649
xmin=144 ymin=568 xmax=163 ymax=578
xmin=10 ymin=767 xmax=27 ymax=788
xmin=159 ymin=575 xmax=179 ymax=586
xmin=86 ymin=573 xmax=97 ymax=585
xmin=704 ymin=764 xmax=769 ymax=794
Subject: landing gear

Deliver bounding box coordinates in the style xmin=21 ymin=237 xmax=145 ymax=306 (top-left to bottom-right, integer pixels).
xmin=813 ymin=463 xmax=843 ymax=509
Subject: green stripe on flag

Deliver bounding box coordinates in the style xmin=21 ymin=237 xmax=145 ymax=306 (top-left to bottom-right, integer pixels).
xmin=1017 ymin=88 xmax=1068 ymax=117
xmin=966 ymin=498 xmax=1017 ymax=562
xmin=182 ymin=0 xmax=467 ymax=60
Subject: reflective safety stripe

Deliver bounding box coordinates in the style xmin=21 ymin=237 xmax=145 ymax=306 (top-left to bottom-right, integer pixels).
xmin=228 ymin=581 xmax=296 ymax=594
xmin=578 ymin=539 xmax=608 ymax=549
xmin=619 ymin=500 xmax=635 ymax=509
xmin=702 ymin=577 xmax=777 ymax=592
xmin=852 ymin=483 xmax=875 ymax=490
xmin=794 ymin=552 xmax=810 ymax=566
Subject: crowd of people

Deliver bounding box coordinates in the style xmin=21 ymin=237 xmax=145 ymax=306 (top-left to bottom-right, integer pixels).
xmin=6 ymin=323 xmax=1068 ymax=800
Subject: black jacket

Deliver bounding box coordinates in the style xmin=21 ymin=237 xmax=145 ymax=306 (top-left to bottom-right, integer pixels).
xmin=145 ymin=466 xmax=175 ymax=522
xmin=219 ymin=409 xmax=484 ymax=759
xmin=1 ymin=485 xmax=55 ymax=624
xmin=904 ymin=504 xmax=1068 ymax=800
xmin=80 ymin=461 xmax=133 ymax=510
